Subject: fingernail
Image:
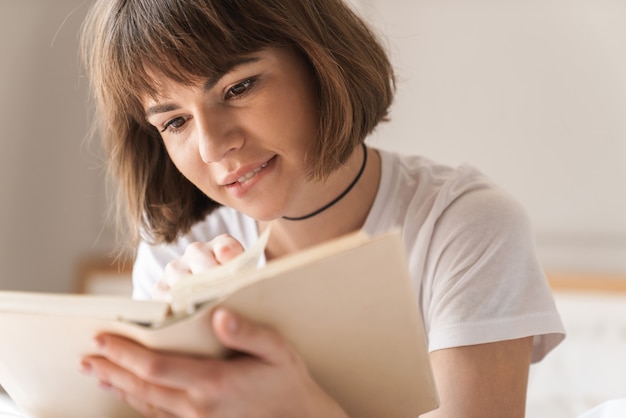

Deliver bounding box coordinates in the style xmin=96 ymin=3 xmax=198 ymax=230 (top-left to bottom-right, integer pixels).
xmin=227 ymin=311 xmax=238 ymax=334
xmin=215 ymin=308 xmax=238 ymax=334
xmin=98 ymin=380 xmax=111 ymax=390
xmin=98 ymin=381 xmax=121 ymax=398
xmin=79 ymin=361 xmax=92 ymax=375
xmin=93 ymin=335 xmax=105 ymax=350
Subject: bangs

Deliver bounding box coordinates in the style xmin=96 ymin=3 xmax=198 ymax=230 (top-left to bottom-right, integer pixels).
xmin=97 ymin=0 xmax=291 ymax=119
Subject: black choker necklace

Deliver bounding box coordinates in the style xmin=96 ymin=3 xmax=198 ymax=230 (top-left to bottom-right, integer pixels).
xmin=282 ymin=143 xmax=368 ymax=221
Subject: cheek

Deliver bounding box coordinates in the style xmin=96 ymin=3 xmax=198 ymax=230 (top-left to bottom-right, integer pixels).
xmin=262 ymin=93 xmax=318 ymax=150
xmin=163 ymin=143 xmax=225 ymax=201
xmin=163 ymin=141 xmax=205 ymax=183
xmin=163 ymin=141 xmax=188 ymax=171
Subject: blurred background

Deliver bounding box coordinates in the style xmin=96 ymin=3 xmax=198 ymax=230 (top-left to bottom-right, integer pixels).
xmin=1 ymin=0 xmax=624 ymax=294
xmin=0 ymin=0 xmax=114 ymax=293
xmin=1 ymin=0 xmax=624 ymax=293
xmin=357 ymin=0 xmax=626 ymax=276
xmin=0 ymin=0 xmax=625 ymax=416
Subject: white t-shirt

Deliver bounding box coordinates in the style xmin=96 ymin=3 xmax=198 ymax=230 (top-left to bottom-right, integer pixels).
xmin=133 ymin=148 xmax=565 ymax=361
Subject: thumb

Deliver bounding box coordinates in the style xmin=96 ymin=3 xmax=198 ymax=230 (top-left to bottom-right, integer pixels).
xmin=211 ymin=308 xmax=289 ymax=365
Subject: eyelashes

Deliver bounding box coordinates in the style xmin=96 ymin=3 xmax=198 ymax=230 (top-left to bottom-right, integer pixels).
xmin=225 ymin=77 xmax=258 ymax=100
xmin=160 ymin=116 xmax=188 ymax=133
xmin=158 ymin=76 xmax=259 ymax=134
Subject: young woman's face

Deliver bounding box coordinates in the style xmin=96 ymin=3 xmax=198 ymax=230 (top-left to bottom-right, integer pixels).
xmin=144 ymin=47 xmax=320 ymax=220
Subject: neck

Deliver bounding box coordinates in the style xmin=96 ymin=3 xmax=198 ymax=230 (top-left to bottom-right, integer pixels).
xmin=260 ymin=145 xmax=381 ymax=260
xmin=282 ymin=143 xmax=368 ymax=221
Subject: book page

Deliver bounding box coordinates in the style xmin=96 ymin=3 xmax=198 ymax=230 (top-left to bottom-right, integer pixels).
xmin=0 ymin=292 xmax=170 ymax=324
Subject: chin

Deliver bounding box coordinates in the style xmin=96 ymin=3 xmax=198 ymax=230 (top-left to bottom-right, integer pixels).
xmin=236 ymin=205 xmax=285 ymax=222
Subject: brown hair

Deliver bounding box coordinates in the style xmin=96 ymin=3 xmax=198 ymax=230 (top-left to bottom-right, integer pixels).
xmin=81 ymin=0 xmax=395 ymax=246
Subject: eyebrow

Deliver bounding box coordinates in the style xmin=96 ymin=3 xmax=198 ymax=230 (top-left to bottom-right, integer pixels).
xmin=145 ymin=55 xmax=262 ymax=120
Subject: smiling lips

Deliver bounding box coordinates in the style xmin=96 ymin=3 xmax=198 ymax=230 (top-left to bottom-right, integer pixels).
xmin=236 ymin=161 xmax=269 ymax=184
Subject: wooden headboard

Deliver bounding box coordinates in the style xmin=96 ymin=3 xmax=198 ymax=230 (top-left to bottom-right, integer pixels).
xmin=547 ymin=272 xmax=626 ymax=294
xmin=75 ymin=254 xmax=626 ymax=297
xmin=75 ymin=255 xmax=134 ymax=295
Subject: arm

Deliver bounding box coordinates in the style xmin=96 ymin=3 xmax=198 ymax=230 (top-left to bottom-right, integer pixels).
xmin=424 ymin=336 xmax=533 ymax=418
xmin=418 ymin=186 xmax=559 ymax=416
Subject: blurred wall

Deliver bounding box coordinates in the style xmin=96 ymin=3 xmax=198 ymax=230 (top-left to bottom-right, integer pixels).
xmin=357 ymin=0 xmax=626 ymax=274
xmin=0 ymin=0 xmax=113 ymax=292
xmin=0 ymin=0 xmax=624 ymax=294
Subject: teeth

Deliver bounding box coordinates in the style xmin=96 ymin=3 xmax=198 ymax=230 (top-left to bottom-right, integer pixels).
xmin=237 ymin=162 xmax=268 ymax=183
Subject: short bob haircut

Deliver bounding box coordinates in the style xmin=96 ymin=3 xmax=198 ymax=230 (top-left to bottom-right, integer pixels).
xmin=81 ymin=0 xmax=395 ymax=246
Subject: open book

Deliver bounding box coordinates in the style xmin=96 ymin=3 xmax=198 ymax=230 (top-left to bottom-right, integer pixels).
xmin=0 ymin=229 xmax=438 ymax=418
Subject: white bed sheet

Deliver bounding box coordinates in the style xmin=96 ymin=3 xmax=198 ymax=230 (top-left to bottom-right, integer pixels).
xmin=0 ymin=391 xmax=21 ymax=417
xmin=527 ymin=292 xmax=626 ymax=417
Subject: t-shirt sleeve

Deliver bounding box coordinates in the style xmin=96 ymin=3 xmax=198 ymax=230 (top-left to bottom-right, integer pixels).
xmin=132 ymin=240 xmax=184 ymax=300
xmin=423 ymin=186 xmax=565 ymax=362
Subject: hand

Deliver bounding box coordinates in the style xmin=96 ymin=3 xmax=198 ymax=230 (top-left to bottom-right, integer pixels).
xmin=80 ymin=308 xmax=349 ymax=418
xmin=152 ymin=234 xmax=245 ymax=300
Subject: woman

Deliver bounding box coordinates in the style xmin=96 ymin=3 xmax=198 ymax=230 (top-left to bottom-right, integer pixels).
xmin=79 ymin=0 xmax=565 ymax=416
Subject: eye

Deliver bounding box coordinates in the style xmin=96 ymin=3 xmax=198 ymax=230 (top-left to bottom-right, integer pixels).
xmin=161 ymin=116 xmax=188 ymax=133
xmin=225 ymin=77 xmax=257 ymax=100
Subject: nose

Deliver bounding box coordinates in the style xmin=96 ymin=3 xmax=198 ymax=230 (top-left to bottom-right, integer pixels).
xmin=196 ymin=108 xmax=243 ymax=163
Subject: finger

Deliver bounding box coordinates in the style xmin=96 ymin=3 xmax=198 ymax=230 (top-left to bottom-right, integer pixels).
xmin=163 ymin=257 xmax=192 ymax=278
xmin=184 ymin=235 xmax=244 ymax=271
xmin=158 ymin=235 xmax=244 ymax=296
xmin=158 ymin=244 xmax=218 ymax=297
xmin=123 ymin=394 xmax=179 ymax=418
xmin=82 ymin=356 xmax=193 ymax=417
xmin=90 ymin=334 xmax=218 ymax=390
xmin=211 ymin=234 xmax=245 ymax=265
xmin=183 ymin=241 xmax=221 ymax=273
xmin=158 ymin=258 xmax=194 ymax=296
xmin=151 ymin=280 xmax=171 ymax=301
xmin=211 ymin=308 xmax=293 ymax=366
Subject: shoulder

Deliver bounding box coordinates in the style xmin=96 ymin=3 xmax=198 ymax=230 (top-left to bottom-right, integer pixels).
xmin=374 ymin=149 xmax=539 ymax=297
xmin=372 ymin=149 xmax=526 ymax=236
xmin=372 ymin=150 xmax=565 ymax=358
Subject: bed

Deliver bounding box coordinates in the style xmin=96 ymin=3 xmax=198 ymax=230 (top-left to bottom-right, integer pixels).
xmin=527 ymin=273 xmax=626 ymax=417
